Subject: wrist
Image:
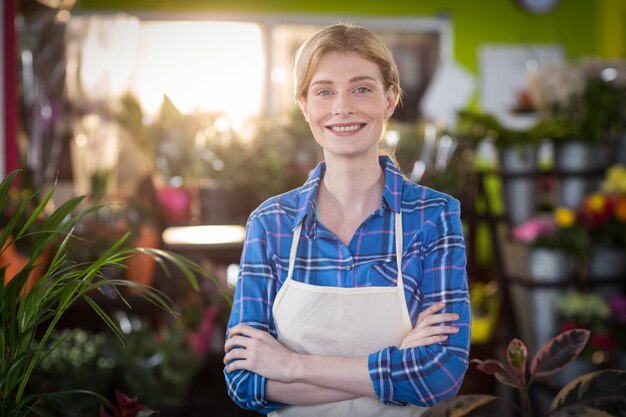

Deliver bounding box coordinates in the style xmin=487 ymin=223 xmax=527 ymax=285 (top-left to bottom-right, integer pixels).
xmin=285 ymin=351 xmax=303 ymax=383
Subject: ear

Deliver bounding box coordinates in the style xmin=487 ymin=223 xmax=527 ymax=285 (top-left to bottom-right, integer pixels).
xmin=299 ymin=98 xmax=310 ymax=123
xmin=383 ymin=86 xmax=399 ymax=120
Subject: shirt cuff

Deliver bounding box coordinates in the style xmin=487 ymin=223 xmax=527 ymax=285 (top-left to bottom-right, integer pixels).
xmin=368 ymin=346 xmax=406 ymax=406
xmin=252 ymin=373 xmax=287 ymax=414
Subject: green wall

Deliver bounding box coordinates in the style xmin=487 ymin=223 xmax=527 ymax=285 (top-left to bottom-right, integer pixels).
xmin=74 ymin=0 xmax=621 ymax=73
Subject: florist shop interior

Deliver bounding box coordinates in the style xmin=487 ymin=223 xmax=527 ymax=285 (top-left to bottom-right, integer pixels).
xmin=1 ymin=0 xmax=626 ymax=416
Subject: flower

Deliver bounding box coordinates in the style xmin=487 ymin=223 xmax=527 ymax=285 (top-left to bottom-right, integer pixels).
xmin=602 ymin=164 xmax=626 ymax=195
xmin=578 ymin=187 xmax=626 ymax=248
xmin=511 ymin=208 xmax=589 ymax=254
xmin=528 ymin=58 xmax=626 ymax=142
xmin=555 ymin=292 xmax=615 ymax=362
xmin=100 ymin=390 xmax=148 ymax=417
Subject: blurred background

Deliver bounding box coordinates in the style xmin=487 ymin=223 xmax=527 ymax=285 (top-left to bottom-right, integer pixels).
xmin=1 ymin=0 xmax=625 ymax=416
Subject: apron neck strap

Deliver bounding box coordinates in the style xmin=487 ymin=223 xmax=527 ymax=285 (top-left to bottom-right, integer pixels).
xmin=286 ymin=211 xmax=404 ymax=287
xmin=395 ymin=211 xmax=404 ymax=287
xmin=286 ymin=222 xmax=302 ymax=283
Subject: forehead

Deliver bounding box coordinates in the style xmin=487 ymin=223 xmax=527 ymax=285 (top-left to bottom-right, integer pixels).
xmin=310 ymin=51 xmax=383 ymax=84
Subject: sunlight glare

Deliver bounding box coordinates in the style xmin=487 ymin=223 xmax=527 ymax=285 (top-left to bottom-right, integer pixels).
xmin=131 ymin=21 xmax=264 ymax=126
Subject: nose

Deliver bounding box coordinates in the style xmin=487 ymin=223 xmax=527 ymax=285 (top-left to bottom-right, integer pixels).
xmin=332 ymin=92 xmax=355 ymax=116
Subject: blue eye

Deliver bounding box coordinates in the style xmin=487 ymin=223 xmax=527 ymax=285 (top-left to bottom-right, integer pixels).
xmin=316 ymin=89 xmax=333 ymax=97
xmin=355 ymin=86 xmax=372 ymax=94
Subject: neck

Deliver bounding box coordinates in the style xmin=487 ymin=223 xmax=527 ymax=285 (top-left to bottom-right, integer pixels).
xmin=320 ymin=152 xmax=384 ymax=211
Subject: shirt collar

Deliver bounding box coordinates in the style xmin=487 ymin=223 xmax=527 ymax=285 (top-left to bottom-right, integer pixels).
xmin=292 ymin=155 xmax=404 ymax=234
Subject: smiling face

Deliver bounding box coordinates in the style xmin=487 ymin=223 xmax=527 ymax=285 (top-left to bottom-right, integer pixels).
xmin=299 ymin=51 xmax=399 ymax=162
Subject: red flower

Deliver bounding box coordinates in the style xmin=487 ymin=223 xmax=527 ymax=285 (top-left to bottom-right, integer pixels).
xmin=100 ymin=390 xmax=146 ymax=417
xmin=590 ymin=333 xmax=616 ymax=351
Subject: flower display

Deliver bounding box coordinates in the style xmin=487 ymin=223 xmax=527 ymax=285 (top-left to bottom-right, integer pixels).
xmin=555 ymin=292 xmax=615 ymax=364
xmin=528 ymin=58 xmax=626 ymax=142
xmin=511 ymin=207 xmax=589 ymax=254
xmin=578 ymin=174 xmax=626 ymax=248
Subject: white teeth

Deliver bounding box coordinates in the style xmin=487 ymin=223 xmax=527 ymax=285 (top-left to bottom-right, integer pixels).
xmin=331 ymin=124 xmax=361 ymax=132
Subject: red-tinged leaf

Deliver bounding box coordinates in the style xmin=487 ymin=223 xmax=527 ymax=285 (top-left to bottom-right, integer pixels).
xmin=113 ymin=390 xmax=145 ymax=417
xmin=472 ymin=359 xmax=520 ymax=388
xmin=507 ymin=338 xmax=527 ymax=383
xmin=530 ymin=329 xmax=590 ymax=379
xmin=422 ymin=395 xmax=509 ymax=417
xmin=550 ymin=370 xmax=626 ymax=416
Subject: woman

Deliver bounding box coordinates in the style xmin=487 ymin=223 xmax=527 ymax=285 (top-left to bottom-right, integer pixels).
xmin=223 ymin=23 xmax=470 ymax=416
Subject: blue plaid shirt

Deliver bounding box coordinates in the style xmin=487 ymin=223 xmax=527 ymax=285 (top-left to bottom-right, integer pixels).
xmin=224 ymin=156 xmax=471 ymax=413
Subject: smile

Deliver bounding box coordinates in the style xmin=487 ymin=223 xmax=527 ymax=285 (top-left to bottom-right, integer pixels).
xmin=327 ymin=124 xmax=365 ymax=133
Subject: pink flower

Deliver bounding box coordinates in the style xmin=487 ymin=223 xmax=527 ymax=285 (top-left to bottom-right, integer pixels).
xmin=610 ymin=295 xmax=626 ymax=323
xmin=187 ymin=305 xmax=218 ymax=356
xmin=100 ymin=390 xmax=146 ymax=417
xmin=512 ymin=217 xmax=556 ymax=243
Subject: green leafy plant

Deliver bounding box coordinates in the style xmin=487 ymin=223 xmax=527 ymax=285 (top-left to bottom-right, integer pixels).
xmin=423 ymin=329 xmax=626 ymax=417
xmin=0 ymin=170 xmax=228 ymax=417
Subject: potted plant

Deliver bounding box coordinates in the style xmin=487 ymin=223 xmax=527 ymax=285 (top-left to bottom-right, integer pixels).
xmin=553 ymin=292 xmax=614 ymax=386
xmin=511 ymin=207 xmax=589 ymax=353
xmin=529 ymin=58 xmax=626 ymax=208
xmin=456 ymin=109 xmax=542 ymax=225
xmin=422 ymin=329 xmax=626 ymax=417
xmin=577 ymin=166 xmax=626 ymax=286
xmin=512 ymin=207 xmax=589 ymax=281
xmin=0 ymin=170 xmax=227 ymax=416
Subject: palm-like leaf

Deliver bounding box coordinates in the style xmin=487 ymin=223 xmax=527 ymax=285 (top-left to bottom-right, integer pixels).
xmin=0 ymin=170 xmax=229 ymax=416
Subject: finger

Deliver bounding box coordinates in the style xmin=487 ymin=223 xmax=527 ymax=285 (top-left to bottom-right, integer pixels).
xmin=410 ymin=325 xmax=460 ymax=339
xmin=224 ymin=335 xmax=251 ymax=353
xmin=223 ymin=348 xmax=248 ymax=365
xmin=228 ymin=323 xmax=259 ymax=338
xmin=416 ymin=313 xmax=460 ymax=330
xmin=400 ymin=334 xmax=448 ymax=349
xmin=416 ymin=302 xmax=446 ymax=322
xmin=225 ymin=358 xmax=250 ymax=373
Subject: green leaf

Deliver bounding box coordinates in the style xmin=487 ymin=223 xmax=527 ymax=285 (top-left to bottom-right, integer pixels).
xmin=551 ymin=370 xmax=626 ymax=416
xmin=530 ymin=329 xmax=590 ymax=379
xmin=506 ymin=338 xmax=527 ymax=383
xmin=0 ymin=170 xmax=20 ymax=210
xmin=422 ymin=395 xmax=508 ymax=417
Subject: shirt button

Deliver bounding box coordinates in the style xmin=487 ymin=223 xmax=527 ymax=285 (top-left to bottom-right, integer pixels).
xmin=346 ymin=265 xmax=353 ymax=271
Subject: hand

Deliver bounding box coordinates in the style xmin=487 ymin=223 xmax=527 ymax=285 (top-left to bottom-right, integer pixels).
xmin=399 ymin=302 xmax=460 ymax=349
xmin=224 ymin=323 xmax=296 ymax=382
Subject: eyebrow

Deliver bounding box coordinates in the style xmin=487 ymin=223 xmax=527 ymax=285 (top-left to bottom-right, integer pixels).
xmin=310 ymin=75 xmax=378 ymax=87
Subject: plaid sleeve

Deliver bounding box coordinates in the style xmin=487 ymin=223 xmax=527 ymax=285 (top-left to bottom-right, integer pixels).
xmin=368 ymin=197 xmax=471 ymax=406
xmin=223 ymin=213 xmax=286 ymax=413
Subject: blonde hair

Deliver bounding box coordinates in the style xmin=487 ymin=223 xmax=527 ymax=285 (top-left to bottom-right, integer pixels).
xmin=293 ymin=23 xmax=402 ymax=104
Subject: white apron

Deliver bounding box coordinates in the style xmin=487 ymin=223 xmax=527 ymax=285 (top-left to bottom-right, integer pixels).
xmin=270 ymin=212 xmax=426 ymax=416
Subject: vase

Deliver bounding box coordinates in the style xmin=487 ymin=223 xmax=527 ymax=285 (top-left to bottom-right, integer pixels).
xmin=522 ymin=248 xmax=576 ymax=354
xmin=500 ymin=144 xmax=537 ymax=226
xmin=1 ymin=234 xmax=50 ymax=293
xmin=156 ymin=186 xmax=192 ymax=227
xmin=611 ymin=132 xmax=626 ymax=166
xmin=555 ymin=141 xmax=607 ymax=209
xmin=125 ymin=224 xmax=160 ymax=289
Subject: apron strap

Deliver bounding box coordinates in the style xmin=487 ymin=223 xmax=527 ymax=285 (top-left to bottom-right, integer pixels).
xmin=286 ymin=222 xmax=302 ymax=283
xmin=395 ymin=211 xmax=404 ymax=289
xmin=286 ymin=212 xmax=404 ymax=288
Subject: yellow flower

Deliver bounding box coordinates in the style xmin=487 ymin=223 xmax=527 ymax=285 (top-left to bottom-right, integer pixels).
xmin=554 ymin=207 xmax=576 ymax=227
xmin=602 ymin=165 xmax=626 ymax=194
xmin=587 ymin=193 xmax=606 ymax=214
